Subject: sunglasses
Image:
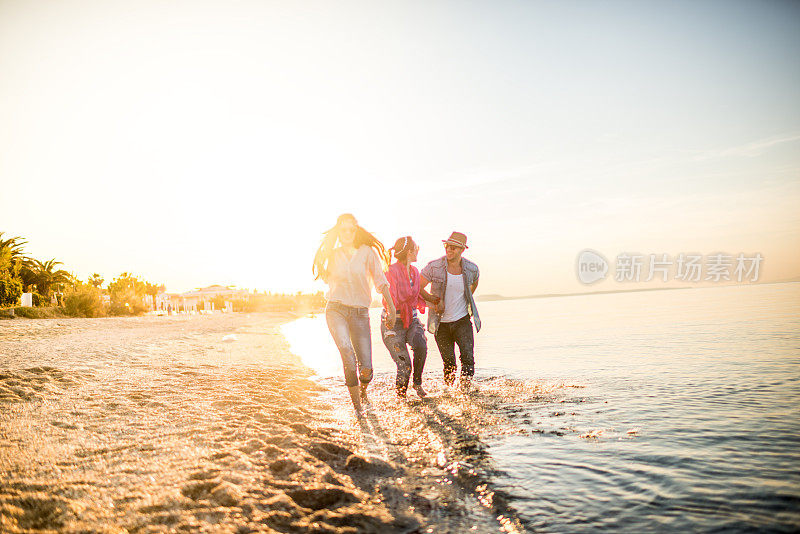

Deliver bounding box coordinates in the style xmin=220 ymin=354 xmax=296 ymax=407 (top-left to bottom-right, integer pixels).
xmin=444 ymin=244 xmax=463 ymax=251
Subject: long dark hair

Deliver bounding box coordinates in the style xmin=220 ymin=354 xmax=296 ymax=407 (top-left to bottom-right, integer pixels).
xmin=389 ymin=236 xmax=417 ymax=263
xmin=312 ymin=214 xmax=389 ymax=281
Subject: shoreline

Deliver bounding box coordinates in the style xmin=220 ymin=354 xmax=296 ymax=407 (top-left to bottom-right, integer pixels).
xmin=0 ymin=311 xmax=522 ymax=533
xmin=0 ymin=307 xmax=324 ymax=321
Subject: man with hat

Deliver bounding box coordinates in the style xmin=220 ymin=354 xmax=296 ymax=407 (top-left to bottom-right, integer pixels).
xmin=420 ymin=231 xmax=481 ymax=389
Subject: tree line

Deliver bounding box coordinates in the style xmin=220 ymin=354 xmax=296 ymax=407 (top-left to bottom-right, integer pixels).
xmin=0 ymin=232 xmax=164 ymax=317
xmin=1 ymin=232 xmax=327 ymax=318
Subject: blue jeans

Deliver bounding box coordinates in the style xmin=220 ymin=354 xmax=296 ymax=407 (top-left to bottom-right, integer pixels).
xmin=380 ymin=313 xmax=428 ymax=395
xmin=325 ymin=301 xmax=373 ymax=387
xmin=434 ymin=315 xmax=474 ymax=385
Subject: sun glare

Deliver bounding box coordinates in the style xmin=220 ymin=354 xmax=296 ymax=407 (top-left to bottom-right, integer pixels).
xmin=280 ymin=315 xmax=341 ymax=378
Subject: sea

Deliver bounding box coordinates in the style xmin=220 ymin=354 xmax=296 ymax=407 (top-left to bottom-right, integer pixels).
xmin=282 ymin=282 xmax=800 ymax=532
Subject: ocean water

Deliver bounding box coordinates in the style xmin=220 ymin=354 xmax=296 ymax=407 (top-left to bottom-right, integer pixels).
xmin=283 ymin=283 xmax=800 ymax=532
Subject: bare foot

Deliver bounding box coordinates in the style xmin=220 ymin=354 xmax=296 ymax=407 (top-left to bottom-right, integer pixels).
xmin=412 ymin=384 xmax=427 ymax=398
xmin=458 ymin=377 xmax=473 ymax=392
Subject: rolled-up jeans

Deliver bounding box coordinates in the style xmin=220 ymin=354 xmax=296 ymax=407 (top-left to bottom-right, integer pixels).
xmin=325 ymin=301 xmax=373 ymax=388
xmin=380 ymin=311 xmax=427 ymax=395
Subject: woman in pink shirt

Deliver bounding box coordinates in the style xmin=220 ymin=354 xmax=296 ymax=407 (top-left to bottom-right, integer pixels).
xmin=381 ymin=236 xmax=440 ymax=399
xmin=313 ymin=214 xmax=395 ymax=418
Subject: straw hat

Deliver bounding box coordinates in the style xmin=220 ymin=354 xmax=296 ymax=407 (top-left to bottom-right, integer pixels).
xmin=442 ymin=231 xmax=468 ymax=249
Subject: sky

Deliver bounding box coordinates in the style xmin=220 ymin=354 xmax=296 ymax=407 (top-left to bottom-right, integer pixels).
xmin=1 ymin=0 xmax=799 ymax=296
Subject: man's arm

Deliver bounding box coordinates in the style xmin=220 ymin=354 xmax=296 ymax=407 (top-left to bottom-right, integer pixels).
xmin=420 ymin=275 xmax=443 ymax=313
xmin=420 ymin=288 xmax=438 ymax=304
xmin=470 ymin=264 xmax=480 ymax=294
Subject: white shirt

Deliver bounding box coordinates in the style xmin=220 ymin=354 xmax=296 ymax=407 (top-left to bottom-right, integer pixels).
xmin=440 ymin=271 xmax=468 ymax=323
xmin=327 ymin=245 xmax=388 ymax=308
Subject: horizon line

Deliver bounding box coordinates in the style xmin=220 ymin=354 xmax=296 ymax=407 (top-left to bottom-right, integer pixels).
xmin=476 ymin=279 xmax=800 ymax=302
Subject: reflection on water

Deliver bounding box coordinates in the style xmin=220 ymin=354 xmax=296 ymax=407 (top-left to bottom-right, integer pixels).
xmin=312 ymin=373 xmax=544 ymax=533
xmin=284 ymin=283 xmax=800 ymax=532
xmin=283 ymin=308 xmax=444 ymax=379
xmin=282 ymin=309 xmax=445 ymax=379
xmin=281 ymin=314 xmax=343 ymax=378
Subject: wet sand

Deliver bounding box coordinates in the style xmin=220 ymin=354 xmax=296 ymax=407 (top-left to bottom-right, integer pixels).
xmin=0 ymin=313 xmax=527 ymax=533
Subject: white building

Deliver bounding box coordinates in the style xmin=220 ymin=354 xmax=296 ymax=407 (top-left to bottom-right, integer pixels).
xmin=165 ymin=285 xmax=251 ymax=313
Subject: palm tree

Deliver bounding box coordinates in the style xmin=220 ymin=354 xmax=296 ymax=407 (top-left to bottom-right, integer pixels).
xmin=0 ymin=232 xmax=26 ymax=256
xmin=0 ymin=232 xmax=27 ymax=275
xmin=29 ymin=258 xmax=72 ymax=298
xmin=88 ymin=273 xmax=104 ymax=288
xmin=144 ymin=282 xmax=166 ymax=310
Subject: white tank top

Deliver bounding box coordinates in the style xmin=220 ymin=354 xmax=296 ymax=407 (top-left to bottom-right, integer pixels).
xmin=441 ymin=271 xmax=468 ymax=323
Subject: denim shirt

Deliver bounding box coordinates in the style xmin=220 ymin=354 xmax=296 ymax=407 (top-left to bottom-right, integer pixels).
xmin=420 ymin=256 xmax=481 ymax=335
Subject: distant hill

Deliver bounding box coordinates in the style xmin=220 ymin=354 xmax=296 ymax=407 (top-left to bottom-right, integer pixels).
xmin=474 ymin=287 xmax=687 ymax=302
xmin=475 ymin=279 xmax=799 ymax=302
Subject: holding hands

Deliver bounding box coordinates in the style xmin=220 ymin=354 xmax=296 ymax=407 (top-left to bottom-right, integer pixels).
xmin=380 ymin=284 xmax=396 ymax=330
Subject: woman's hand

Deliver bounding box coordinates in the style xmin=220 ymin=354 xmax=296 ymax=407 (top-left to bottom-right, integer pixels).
xmin=429 ymin=295 xmax=443 ymax=314
xmin=380 ymin=285 xmax=396 ymax=329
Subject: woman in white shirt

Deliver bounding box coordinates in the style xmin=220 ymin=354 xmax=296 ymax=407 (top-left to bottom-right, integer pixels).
xmin=313 ymin=214 xmax=396 ymax=418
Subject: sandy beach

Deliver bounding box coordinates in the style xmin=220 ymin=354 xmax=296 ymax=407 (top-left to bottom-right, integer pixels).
xmin=0 ymin=312 xmax=525 ymax=533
